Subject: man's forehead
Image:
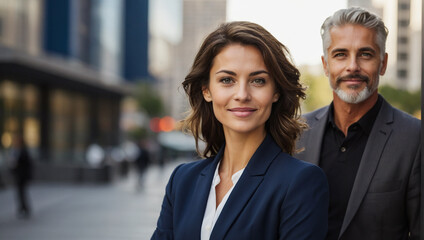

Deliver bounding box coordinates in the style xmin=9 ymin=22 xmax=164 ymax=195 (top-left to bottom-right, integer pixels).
xmin=328 ymin=25 xmax=379 ymax=49
xmin=329 ymin=24 xmax=376 ymax=35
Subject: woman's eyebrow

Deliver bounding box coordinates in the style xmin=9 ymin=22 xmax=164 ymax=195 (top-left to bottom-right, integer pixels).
xmin=215 ymin=70 xmax=236 ymax=75
xmin=249 ymin=70 xmax=269 ymax=76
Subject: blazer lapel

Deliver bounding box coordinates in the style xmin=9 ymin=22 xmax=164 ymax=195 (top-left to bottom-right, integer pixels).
xmin=188 ymin=149 xmax=222 ymax=238
xmin=339 ymin=100 xmax=394 ymax=238
xmin=304 ymin=107 xmax=329 ymax=165
xmin=210 ymin=134 xmax=281 ymax=240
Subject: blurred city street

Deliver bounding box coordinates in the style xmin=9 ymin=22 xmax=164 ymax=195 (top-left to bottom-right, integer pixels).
xmin=0 ymin=0 xmax=421 ymax=239
xmin=0 ymin=159 xmax=188 ymax=240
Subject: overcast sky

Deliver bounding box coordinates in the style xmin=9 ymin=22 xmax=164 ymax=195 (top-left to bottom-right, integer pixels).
xmin=227 ymin=0 xmax=348 ymax=66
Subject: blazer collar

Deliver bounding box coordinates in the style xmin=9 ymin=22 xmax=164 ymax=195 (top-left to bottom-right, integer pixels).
xmin=339 ymin=97 xmax=394 ymax=238
xmin=201 ymin=147 xmax=224 ymax=176
xmin=303 ymin=106 xmax=329 ymax=165
xmin=245 ymin=133 xmax=282 ymax=175
xmin=210 ymin=134 xmax=282 ymax=239
xmin=188 ymin=150 xmax=221 ymax=238
xmin=201 ymin=133 xmax=281 ymax=176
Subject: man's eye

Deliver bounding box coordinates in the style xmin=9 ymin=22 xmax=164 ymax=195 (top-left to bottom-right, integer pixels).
xmin=334 ymin=53 xmax=346 ymax=57
xmin=361 ymin=52 xmax=372 ymax=58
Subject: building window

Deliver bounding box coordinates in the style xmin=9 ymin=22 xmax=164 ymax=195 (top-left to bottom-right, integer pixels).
xmin=49 ymin=90 xmax=90 ymax=164
xmin=398 ymin=52 xmax=408 ymax=60
xmin=49 ymin=89 xmax=73 ymax=163
xmin=397 ymin=69 xmax=408 ymax=78
xmin=0 ymin=18 xmax=3 ymax=39
xmin=72 ymin=94 xmax=89 ymax=162
xmin=0 ymin=81 xmax=21 ymax=150
xmin=0 ymin=80 xmax=41 ymax=166
xmin=97 ymin=98 xmax=117 ymax=146
xmin=398 ymin=36 xmax=408 ymax=44
xmin=399 ymin=19 xmax=410 ymax=27
xmin=398 ymin=3 xmax=410 ymax=10
xmin=22 ymin=84 xmax=40 ymax=158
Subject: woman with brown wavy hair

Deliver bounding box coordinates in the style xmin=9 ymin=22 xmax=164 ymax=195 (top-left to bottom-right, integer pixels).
xmin=152 ymin=21 xmax=328 ymax=240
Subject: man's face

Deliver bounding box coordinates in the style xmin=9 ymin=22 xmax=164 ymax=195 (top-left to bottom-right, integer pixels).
xmin=322 ymin=24 xmax=388 ymax=104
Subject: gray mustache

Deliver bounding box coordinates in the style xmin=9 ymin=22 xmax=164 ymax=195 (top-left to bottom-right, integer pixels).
xmin=337 ymin=74 xmax=369 ymax=83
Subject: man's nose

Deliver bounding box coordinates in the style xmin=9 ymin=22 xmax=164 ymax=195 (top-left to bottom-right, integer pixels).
xmin=347 ymin=56 xmax=361 ymax=72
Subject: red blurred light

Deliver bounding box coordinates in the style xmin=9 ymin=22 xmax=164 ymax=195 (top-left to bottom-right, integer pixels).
xmin=159 ymin=116 xmax=175 ymax=132
xmin=150 ymin=117 xmax=161 ymax=132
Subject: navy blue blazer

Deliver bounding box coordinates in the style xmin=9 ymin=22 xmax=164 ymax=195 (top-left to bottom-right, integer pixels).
xmin=152 ymin=134 xmax=329 ymax=240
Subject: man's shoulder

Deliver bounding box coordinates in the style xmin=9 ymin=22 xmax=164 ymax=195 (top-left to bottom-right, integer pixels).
xmin=382 ymin=99 xmax=420 ymax=129
xmin=391 ymin=105 xmax=420 ymax=123
xmin=302 ymin=105 xmax=330 ymax=122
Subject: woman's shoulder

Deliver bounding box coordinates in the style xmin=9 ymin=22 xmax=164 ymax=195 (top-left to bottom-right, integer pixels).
xmin=171 ymin=157 xmax=215 ymax=179
xmin=271 ymin=152 xmax=326 ymax=179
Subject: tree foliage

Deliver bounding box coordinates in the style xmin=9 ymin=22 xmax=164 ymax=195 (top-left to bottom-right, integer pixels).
xmin=378 ymin=85 xmax=421 ymax=117
xmin=301 ymin=72 xmax=333 ymax=113
xmin=135 ymin=82 xmax=164 ymax=117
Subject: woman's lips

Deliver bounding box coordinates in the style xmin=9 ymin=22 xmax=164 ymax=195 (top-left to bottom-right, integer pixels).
xmin=228 ymin=107 xmax=257 ymax=117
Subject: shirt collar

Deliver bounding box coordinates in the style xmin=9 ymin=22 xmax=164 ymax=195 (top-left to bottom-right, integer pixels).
xmin=328 ymin=95 xmax=383 ymax=135
xmin=212 ymin=160 xmax=245 ymax=187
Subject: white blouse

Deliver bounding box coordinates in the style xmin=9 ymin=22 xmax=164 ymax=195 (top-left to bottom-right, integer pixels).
xmin=200 ymin=161 xmax=245 ymax=240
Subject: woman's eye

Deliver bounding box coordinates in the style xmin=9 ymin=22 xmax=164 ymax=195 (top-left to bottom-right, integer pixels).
xmin=220 ymin=77 xmax=233 ymax=84
xmin=252 ymin=78 xmax=265 ymax=85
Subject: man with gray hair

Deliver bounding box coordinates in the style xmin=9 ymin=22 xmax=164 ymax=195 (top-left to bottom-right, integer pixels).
xmin=296 ymin=7 xmax=420 ymax=240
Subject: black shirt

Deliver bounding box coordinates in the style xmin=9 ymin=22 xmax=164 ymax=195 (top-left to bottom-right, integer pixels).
xmin=320 ymin=96 xmax=382 ymax=240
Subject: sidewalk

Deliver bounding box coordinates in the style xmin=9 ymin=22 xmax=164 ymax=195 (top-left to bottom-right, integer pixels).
xmin=0 ymin=158 xmax=188 ymax=240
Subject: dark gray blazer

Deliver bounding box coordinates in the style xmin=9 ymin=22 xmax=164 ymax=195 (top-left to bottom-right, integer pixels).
xmin=295 ymin=96 xmax=421 ymax=240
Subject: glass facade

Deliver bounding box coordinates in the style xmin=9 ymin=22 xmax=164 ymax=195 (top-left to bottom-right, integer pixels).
xmin=49 ymin=90 xmax=93 ymax=164
xmin=73 ymin=94 xmax=90 ymax=163
xmin=0 ymin=0 xmax=126 ymax=182
xmin=0 ymin=80 xmax=40 ymax=168
xmin=0 ymin=79 xmax=121 ymax=169
xmin=48 ymin=89 xmax=121 ymax=165
xmin=0 ymin=0 xmax=42 ymax=54
xmin=49 ymin=89 xmax=74 ymax=164
xmin=90 ymin=0 xmax=123 ymax=82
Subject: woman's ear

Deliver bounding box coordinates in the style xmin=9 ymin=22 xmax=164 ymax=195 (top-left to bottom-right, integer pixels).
xmin=202 ymin=87 xmax=212 ymax=102
xmin=273 ymin=92 xmax=280 ymax=103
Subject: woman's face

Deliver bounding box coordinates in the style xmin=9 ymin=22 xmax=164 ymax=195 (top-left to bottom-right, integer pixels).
xmin=203 ymin=44 xmax=279 ymax=137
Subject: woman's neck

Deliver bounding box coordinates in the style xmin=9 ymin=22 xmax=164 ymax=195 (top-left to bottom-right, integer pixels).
xmin=219 ymin=130 xmax=266 ymax=177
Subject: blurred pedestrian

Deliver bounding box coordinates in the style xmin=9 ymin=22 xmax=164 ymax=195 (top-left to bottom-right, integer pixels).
xmin=295 ymin=7 xmax=420 ymax=240
xmin=9 ymin=134 xmax=33 ymax=219
xmin=135 ymin=140 xmax=150 ymax=191
xmin=86 ymin=142 xmax=105 ymax=168
xmin=152 ymin=21 xmax=328 ymax=239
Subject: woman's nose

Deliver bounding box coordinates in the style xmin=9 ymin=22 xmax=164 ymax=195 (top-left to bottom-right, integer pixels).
xmin=234 ymin=82 xmax=251 ymax=101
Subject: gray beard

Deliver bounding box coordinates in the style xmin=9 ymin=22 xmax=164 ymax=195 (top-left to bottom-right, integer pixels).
xmin=334 ymin=86 xmax=373 ymax=104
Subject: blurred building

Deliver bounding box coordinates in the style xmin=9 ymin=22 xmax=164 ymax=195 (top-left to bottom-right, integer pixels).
xmin=122 ymin=0 xmax=150 ymax=82
xmin=348 ymin=0 xmax=422 ymax=90
xmin=148 ymin=0 xmax=182 ymax=119
xmin=42 ymin=0 xmax=149 ymax=82
xmin=394 ymin=0 xmax=421 ymax=90
xmin=348 ymin=0 xmax=383 ymax=15
xmin=0 ymin=0 xmax=150 ymax=183
xmin=150 ymin=0 xmax=227 ymax=120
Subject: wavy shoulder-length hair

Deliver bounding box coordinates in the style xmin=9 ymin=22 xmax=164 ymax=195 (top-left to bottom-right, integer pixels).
xmin=182 ymin=21 xmax=306 ymax=158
